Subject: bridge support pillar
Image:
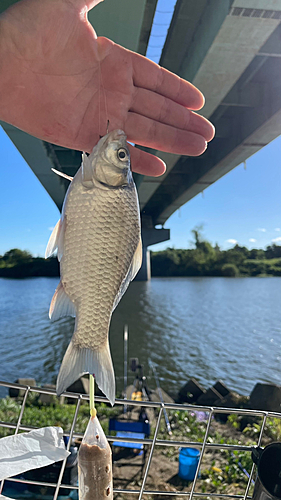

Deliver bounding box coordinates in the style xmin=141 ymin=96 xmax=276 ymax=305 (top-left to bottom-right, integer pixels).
xmin=136 ymin=247 xmax=151 ymax=281
xmin=135 ymin=220 xmax=170 ymax=281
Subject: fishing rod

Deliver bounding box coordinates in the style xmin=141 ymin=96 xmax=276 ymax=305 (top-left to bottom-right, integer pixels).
xmin=124 ymin=325 xmax=128 ymax=414
xmin=149 ymin=361 xmax=172 ymax=436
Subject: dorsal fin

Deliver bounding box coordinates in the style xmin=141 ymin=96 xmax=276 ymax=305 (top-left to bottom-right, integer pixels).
xmin=51 ymin=168 xmax=73 ymax=182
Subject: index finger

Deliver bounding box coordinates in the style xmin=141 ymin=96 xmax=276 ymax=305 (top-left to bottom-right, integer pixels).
xmin=132 ymin=52 xmax=205 ymax=111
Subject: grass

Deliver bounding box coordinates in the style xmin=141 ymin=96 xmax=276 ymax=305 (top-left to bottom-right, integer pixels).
xmin=0 ymin=392 xmax=120 ymax=438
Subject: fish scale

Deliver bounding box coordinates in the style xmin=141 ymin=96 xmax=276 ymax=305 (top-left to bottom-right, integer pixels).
xmin=62 ymin=186 xmax=138 ymax=312
xmin=46 ymin=130 xmax=142 ymax=404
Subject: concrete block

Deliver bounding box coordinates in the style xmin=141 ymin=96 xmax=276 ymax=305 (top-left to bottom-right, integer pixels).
xmin=249 ymin=383 xmax=281 ymax=412
xmin=39 ymin=384 xmax=57 ymax=404
xmin=9 ymin=378 xmax=36 ymax=398
xmin=213 ymin=392 xmax=249 ymax=422
xmin=197 ymin=387 xmax=223 ymax=406
xmin=67 ymin=376 xmax=89 ymax=395
xmin=212 ymin=380 xmax=230 ymax=398
xmin=178 ymin=378 xmax=205 ymax=403
xmin=150 ymin=388 xmax=174 ymax=404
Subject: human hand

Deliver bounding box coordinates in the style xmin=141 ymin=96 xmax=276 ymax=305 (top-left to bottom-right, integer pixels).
xmin=0 ymin=0 xmax=215 ymax=176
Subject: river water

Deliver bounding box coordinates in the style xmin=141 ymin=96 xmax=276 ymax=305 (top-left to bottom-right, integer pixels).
xmin=0 ymin=276 xmax=281 ymax=397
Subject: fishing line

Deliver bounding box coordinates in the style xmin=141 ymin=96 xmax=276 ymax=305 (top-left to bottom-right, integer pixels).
xmin=98 ymin=56 xmax=101 ymax=138
xmin=98 ymin=57 xmax=109 ymax=136
xmin=90 ymin=374 xmax=96 ymax=418
xmin=100 ymin=66 xmax=109 ymax=132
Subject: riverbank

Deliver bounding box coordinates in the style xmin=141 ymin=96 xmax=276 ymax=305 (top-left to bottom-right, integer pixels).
xmin=1 ymin=245 xmax=281 ymax=278
xmin=151 ymin=247 xmax=281 ymax=277
xmin=0 ymin=249 xmax=59 ymax=278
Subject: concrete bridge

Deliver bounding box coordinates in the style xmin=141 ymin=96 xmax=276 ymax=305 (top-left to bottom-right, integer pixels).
xmin=2 ymin=0 xmax=281 ymax=279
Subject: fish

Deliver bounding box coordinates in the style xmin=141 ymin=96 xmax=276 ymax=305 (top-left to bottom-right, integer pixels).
xmin=45 ymin=129 xmax=142 ymax=405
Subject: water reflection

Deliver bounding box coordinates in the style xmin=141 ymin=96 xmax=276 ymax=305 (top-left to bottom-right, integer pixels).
xmin=0 ymin=277 xmax=280 ymax=397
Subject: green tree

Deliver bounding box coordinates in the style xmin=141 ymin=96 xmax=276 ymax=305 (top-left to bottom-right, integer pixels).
xmin=151 ymin=248 xmax=181 ymax=276
xmin=1 ymin=248 xmax=33 ymax=267
xmin=150 ymin=230 xmax=281 ymax=277
xmin=265 ymin=244 xmax=281 ymax=259
xmin=249 ymin=248 xmax=265 ymax=260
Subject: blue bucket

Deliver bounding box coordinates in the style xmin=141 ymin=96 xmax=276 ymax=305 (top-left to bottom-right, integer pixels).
xmin=178 ymin=447 xmax=200 ymax=481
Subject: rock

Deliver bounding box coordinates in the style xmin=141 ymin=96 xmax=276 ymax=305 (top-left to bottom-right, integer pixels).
xmin=177 ymin=378 xmax=205 ymax=404
xmin=9 ymin=378 xmax=36 ymax=398
xmin=249 ymin=383 xmax=281 ymax=412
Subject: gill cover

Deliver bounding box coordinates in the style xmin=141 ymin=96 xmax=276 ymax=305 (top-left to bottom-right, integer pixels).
xmin=81 ymin=133 xmax=109 ymax=188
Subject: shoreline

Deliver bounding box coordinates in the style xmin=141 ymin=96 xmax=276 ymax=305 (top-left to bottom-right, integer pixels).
xmin=0 ymin=266 xmax=280 ymax=279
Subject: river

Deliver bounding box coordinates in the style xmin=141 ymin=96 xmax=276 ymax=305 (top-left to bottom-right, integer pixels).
xmin=0 ymin=276 xmax=280 ymax=397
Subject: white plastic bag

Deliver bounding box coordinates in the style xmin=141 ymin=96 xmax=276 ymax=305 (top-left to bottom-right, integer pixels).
xmin=0 ymin=427 xmax=69 ymax=480
xmin=78 ymin=416 xmax=113 ymax=500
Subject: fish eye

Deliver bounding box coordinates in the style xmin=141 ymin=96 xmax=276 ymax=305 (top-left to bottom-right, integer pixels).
xmin=117 ymin=148 xmax=128 ymax=161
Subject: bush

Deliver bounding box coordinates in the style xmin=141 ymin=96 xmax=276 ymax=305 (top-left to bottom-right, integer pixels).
xmin=221 ymin=263 xmax=239 ymax=277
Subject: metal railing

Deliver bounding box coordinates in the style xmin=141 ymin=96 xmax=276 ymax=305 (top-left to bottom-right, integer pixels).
xmin=0 ymin=380 xmax=280 ymax=500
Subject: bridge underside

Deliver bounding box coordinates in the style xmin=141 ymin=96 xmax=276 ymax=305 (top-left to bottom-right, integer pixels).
xmin=137 ymin=0 xmax=281 ymax=225
xmin=1 ymin=0 xmax=281 ymax=279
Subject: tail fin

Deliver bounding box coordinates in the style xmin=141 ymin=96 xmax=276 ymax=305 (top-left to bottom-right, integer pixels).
xmin=56 ymin=340 xmax=115 ymax=405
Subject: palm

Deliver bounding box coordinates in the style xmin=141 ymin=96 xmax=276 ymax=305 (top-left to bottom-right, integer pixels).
xmin=1 ymin=0 xmax=214 ymax=175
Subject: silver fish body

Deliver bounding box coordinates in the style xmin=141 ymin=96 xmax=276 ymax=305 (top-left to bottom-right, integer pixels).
xmin=46 ymin=130 xmax=142 ymax=404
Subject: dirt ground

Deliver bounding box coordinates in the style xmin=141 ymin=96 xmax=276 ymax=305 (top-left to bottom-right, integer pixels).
xmin=111 ymin=411 xmax=257 ymax=500
xmin=113 ymin=446 xmax=185 ymax=499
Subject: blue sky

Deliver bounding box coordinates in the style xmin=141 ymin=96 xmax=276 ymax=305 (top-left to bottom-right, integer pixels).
xmin=154 ymin=135 xmax=281 ymax=252
xmin=0 ymin=127 xmax=60 ymax=257
xmin=0 ymin=125 xmax=280 ymax=257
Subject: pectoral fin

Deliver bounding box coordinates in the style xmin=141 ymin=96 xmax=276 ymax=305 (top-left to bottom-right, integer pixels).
xmin=112 ymin=236 xmax=142 ymax=311
xmin=45 ymin=218 xmax=65 ymax=261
